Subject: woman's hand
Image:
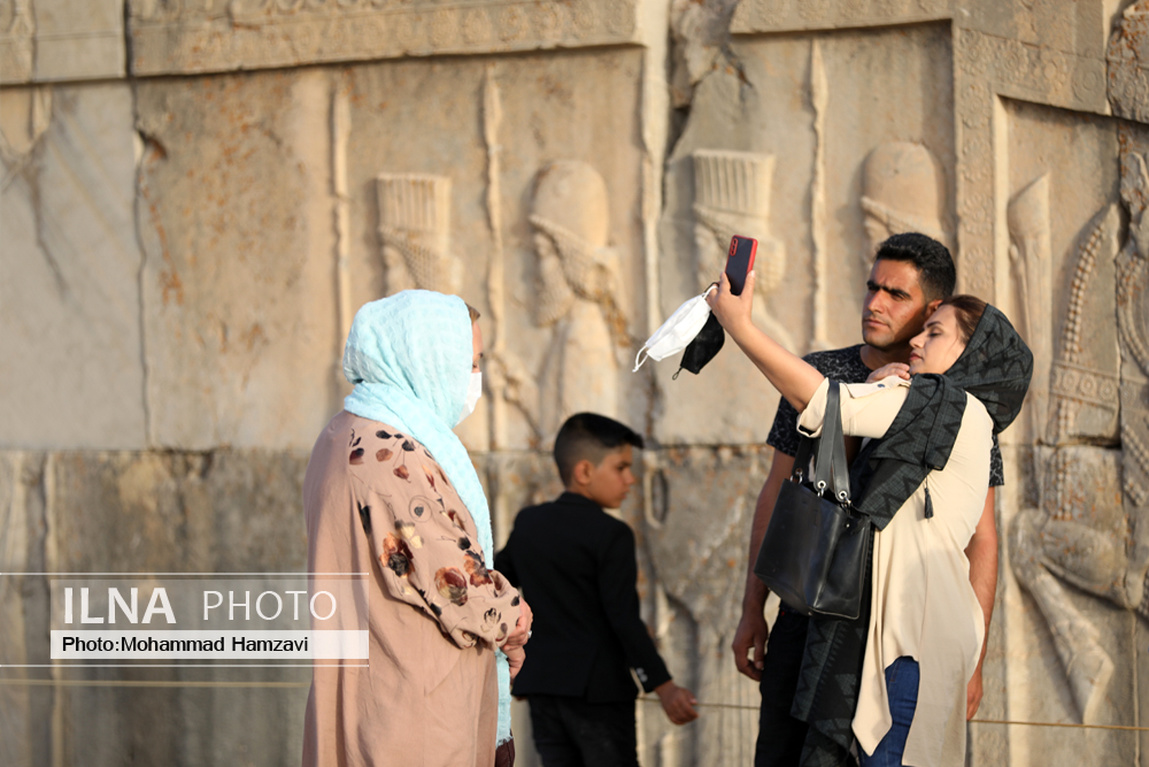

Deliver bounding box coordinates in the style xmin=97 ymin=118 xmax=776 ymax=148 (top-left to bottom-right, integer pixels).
xmin=705 ymin=271 xmax=756 ymax=338
xmin=502 ymin=597 xmax=534 ymax=652
xmin=501 ymin=599 xmax=532 ymax=682
xmin=866 ymin=362 xmax=910 ymax=383
xmin=504 ymin=645 xmax=525 ymax=682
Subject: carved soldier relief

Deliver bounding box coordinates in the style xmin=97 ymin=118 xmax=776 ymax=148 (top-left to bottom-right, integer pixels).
xmin=376 ymin=173 xmax=461 ymax=296
xmin=860 ymin=141 xmax=950 ymax=260
xmin=1008 ymin=151 xmax=1149 ymax=725
xmin=691 ymin=149 xmax=791 ymax=350
xmin=529 ymin=160 xmax=625 ymax=439
xmin=1007 ymin=173 xmax=1053 ymax=442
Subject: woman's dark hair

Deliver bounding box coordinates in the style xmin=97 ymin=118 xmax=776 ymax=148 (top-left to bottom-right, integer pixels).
xmin=465 ymin=303 xmax=481 ymax=323
xmin=939 ymin=294 xmax=987 ymax=343
xmin=874 ymin=232 xmax=956 ymax=303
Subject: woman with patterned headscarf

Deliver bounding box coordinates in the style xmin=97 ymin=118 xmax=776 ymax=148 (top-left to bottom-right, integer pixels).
xmin=302 ymin=290 xmax=531 ymax=767
xmin=709 ymin=273 xmax=1032 ymax=767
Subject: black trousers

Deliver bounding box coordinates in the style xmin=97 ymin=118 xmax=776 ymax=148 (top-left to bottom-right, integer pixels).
xmin=527 ymin=695 xmax=638 ymax=767
xmin=755 ymin=605 xmax=811 ymax=767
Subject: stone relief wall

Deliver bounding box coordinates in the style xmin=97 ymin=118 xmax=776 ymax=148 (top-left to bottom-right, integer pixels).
xmin=0 ymin=83 xmax=147 ymax=449
xmin=0 ymin=0 xmax=124 ymax=83
xmin=125 ymin=0 xmax=641 ymax=76
xmin=3 ymin=1 xmax=1149 ymax=765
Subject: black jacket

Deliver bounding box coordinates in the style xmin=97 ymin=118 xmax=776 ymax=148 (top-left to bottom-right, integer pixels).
xmin=494 ymin=492 xmax=671 ymax=702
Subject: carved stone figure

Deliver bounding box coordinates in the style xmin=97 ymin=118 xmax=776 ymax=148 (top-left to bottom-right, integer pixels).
xmin=0 ymin=0 xmax=34 ymax=82
xmin=376 ymin=173 xmax=461 ymax=296
xmin=1009 ymin=151 xmax=1149 ymax=725
xmin=860 ymin=141 xmax=950 ymax=260
xmin=1007 ymin=173 xmax=1053 ymax=442
xmin=691 ymin=149 xmax=791 ymax=350
xmin=1106 ymin=0 xmax=1149 ymax=125
xmin=0 ymin=84 xmax=50 ymax=167
xmin=529 ymin=160 xmax=625 ymax=439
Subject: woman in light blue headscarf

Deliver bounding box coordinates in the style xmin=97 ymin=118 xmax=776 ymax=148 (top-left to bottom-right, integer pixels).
xmin=303 ymin=290 xmax=530 ymax=767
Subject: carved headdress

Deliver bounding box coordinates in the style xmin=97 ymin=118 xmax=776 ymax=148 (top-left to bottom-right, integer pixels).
xmin=861 ymin=142 xmax=950 ymax=255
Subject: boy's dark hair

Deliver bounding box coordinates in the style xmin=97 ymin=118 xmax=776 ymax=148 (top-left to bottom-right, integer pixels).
xmin=554 ymin=413 xmax=644 ymax=486
xmin=874 ymin=232 xmax=956 ymax=303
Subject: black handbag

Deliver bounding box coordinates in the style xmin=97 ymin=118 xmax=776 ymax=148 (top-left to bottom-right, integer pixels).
xmin=753 ymin=380 xmax=872 ymax=620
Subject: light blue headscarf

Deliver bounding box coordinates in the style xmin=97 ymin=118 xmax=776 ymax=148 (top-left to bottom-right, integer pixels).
xmin=342 ymin=289 xmax=513 ymax=747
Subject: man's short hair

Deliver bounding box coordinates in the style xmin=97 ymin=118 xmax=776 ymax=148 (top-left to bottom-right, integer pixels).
xmin=554 ymin=413 xmax=644 ymax=486
xmin=874 ymin=232 xmax=956 ymax=303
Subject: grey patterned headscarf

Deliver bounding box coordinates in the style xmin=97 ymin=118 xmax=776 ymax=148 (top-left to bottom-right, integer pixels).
xmin=855 ymin=303 xmax=1033 ymax=529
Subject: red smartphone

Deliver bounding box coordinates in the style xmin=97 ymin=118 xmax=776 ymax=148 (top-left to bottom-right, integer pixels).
xmin=725 ymin=235 xmax=758 ymax=295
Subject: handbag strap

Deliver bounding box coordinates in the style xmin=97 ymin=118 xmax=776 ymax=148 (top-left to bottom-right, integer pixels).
xmin=811 ymin=381 xmax=851 ymax=505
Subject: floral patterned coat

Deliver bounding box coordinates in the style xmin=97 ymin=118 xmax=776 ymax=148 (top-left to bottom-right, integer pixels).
xmin=302 ymin=411 xmax=520 ymax=767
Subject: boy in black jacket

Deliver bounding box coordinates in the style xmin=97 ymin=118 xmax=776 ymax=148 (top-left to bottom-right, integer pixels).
xmin=495 ymin=412 xmax=697 ymax=766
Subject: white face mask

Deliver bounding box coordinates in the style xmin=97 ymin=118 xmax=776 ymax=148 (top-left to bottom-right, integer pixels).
xmin=633 ymin=288 xmax=715 ymax=371
xmin=456 ymin=371 xmax=483 ymax=426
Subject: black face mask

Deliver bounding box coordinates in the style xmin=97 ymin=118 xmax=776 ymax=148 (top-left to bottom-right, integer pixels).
xmin=673 ymin=312 xmax=725 ymax=378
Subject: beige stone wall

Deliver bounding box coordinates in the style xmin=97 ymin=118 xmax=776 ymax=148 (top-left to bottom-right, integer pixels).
xmin=3 ymin=0 xmax=1149 ymax=764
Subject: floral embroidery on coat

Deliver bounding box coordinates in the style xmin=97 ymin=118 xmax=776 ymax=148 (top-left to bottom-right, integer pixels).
xmin=346 ymin=426 xmax=516 ymax=648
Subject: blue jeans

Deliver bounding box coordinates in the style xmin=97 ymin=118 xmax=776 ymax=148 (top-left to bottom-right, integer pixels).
xmin=858 ymin=656 xmax=920 ymax=767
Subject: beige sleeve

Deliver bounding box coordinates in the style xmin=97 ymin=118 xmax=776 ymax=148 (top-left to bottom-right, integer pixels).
xmin=349 ymin=436 xmax=520 ymax=650
xmin=797 ymin=376 xmax=910 ymax=440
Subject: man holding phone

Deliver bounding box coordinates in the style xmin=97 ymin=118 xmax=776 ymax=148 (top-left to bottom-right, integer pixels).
xmin=733 ymin=232 xmax=1003 ymax=766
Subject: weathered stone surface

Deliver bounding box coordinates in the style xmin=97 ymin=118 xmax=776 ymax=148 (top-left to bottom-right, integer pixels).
xmin=127 ymin=0 xmax=641 ymax=77
xmin=0 ymin=453 xmax=49 ymax=766
xmin=47 ymin=449 xmax=309 ymax=573
xmin=732 ymin=0 xmax=951 ymax=34
xmin=136 ymin=72 xmax=342 ymax=451
xmin=0 ymin=0 xmax=125 ymax=84
xmin=32 ymin=0 xmax=124 ymax=82
xmin=0 ymin=0 xmax=34 ymax=83
xmin=1108 ymin=1 xmax=1149 ymax=124
xmin=53 ymin=672 xmax=307 ymax=767
xmin=0 ymin=83 xmax=147 ymax=449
